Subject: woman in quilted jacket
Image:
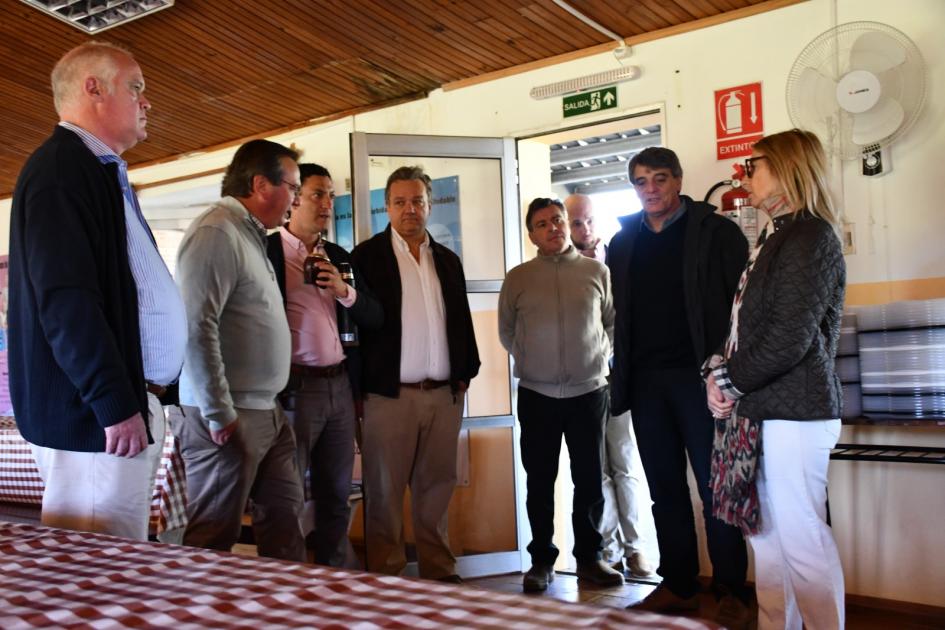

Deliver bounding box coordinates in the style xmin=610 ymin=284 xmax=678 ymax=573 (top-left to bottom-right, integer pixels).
xmin=704 ymin=129 xmax=847 ymax=630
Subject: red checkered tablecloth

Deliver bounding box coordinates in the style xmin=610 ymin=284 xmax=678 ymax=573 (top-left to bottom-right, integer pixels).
xmin=0 ymin=416 xmax=186 ymax=535
xmin=0 ymin=521 xmax=715 ymax=629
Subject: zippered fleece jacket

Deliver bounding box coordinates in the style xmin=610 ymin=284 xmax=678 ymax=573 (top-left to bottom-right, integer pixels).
xmin=498 ymin=246 xmax=614 ymax=399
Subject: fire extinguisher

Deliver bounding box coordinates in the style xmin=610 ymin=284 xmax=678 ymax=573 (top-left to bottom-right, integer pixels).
xmin=705 ymin=163 xmax=759 ymax=243
xmin=705 ymin=163 xmax=749 ymax=210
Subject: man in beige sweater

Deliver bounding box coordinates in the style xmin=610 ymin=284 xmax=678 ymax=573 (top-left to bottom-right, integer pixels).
xmin=498 ymin=197 xmax=621 ymax=593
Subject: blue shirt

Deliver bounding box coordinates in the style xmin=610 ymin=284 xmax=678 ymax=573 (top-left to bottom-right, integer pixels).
xmin=59 ymin=122 xmax=187 ymax=386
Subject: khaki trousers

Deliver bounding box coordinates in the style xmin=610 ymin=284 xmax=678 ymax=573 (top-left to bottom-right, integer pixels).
xmin=362 ymin=386 xmax=462 ymax=579
xmin=169 ymin=402 xmax=305 ymax=561
xmin=31 ymin=392 xmax=165 ymax=541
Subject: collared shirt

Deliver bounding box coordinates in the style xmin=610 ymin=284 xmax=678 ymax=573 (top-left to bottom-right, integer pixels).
xmin=641 ymin=198 xmax=688 ymax=233
xmin=59 ymin=122 xmax=186 ymax=386
xmin=390 ymin=228 xmax=450 ymax=382
xmin=279 ymin=226 xmax=356 ymax=367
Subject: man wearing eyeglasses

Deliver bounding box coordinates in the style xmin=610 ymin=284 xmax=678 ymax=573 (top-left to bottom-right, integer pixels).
xmin=352 ymin=165 xmax=480 ymax=582
xmin=608 ymin=147 xmax=751 ymax=626
xmin=171 ymin=139 xmax=306 ymax=561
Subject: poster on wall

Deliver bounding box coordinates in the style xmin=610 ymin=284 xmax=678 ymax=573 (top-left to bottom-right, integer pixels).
xmin=715 ymin=82 xmax=764 ymax=160
xmin=332 ymin=176 xmax=462 ymax=259
xmin=0 ymin=255 xmax=11 ymax=415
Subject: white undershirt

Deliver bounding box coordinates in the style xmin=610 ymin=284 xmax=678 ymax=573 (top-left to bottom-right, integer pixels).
xmin=390 ymin=229 xmax=450 ymax=382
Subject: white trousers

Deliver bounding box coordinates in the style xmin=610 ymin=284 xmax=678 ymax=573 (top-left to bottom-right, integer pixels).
xmin=750 ymin=419 xmax=845 ymax=630
xmin=31 ymin=393 xmax=166 ymax=541
xmin=599 ymin=410 xmax=654 ymax=563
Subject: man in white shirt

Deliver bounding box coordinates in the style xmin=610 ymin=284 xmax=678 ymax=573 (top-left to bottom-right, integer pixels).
xmin=351 ymin=166 xmax=480 ymax=582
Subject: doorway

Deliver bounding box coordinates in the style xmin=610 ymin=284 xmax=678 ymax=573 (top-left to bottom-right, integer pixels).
xmin=516 ymin=111 xmax=664 ymax=573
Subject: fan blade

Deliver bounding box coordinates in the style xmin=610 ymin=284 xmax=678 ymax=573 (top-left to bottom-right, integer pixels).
xmin=850 ymin=31 xmax=906 ymax=75
xmin=795 ymin=66 xmax=838 ymax=120
xmin=852 ymin=97 xmax=904 ymax=145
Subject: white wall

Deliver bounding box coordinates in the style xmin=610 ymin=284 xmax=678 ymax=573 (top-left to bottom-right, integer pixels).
xmin=3 ymin=0 xmax=944 ymax=605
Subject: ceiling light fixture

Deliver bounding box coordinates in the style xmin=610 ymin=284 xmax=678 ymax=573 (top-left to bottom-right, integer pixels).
xmin=21 ymin=0 xmax=174 ymax=34
xmin=530 ymin=65 xmax=641 ymax=100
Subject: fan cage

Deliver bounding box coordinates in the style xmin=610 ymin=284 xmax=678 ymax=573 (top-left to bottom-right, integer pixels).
xmin=786 ymin=21 xmax=927 ymax=160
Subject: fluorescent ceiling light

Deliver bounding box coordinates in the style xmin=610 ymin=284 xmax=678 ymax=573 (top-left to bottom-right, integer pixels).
xmin=21 ymin=0 xmax=173 ymax=33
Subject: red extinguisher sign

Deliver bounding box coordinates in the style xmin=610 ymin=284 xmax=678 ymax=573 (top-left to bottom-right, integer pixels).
xmin=714 ymin=82 xmax=763 ymax=160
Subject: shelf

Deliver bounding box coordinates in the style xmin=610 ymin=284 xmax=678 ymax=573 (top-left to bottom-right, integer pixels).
xmin=831 ymin=443 xmax=945 ymax=465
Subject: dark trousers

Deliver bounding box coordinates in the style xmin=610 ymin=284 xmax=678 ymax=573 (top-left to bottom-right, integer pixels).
xmin=518 ymin=386 xmax=607 ymax=566
xmin=628 ymin=367 xmax=748 ymax=598
xmin=282 ymin=371 xmax=356 ymax=567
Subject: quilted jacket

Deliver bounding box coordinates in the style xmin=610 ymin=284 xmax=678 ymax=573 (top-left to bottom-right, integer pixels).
xmin=727 ymin=210 xmax=846 ymax=421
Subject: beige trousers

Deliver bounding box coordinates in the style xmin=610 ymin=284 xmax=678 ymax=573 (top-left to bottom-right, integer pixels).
xmin=362 ymin=386 xmax=462 ymax=579
xmin=169 ymin=402 xmax=305 ymax=561
xmin=31 ymin=392 xmax=165 ymax=541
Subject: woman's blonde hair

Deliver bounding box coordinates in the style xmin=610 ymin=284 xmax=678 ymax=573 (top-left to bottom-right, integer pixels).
xmin=753 ymin=129 xmax=842 ymax=235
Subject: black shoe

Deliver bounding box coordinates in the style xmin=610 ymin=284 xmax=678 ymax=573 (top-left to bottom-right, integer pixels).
xmin=576 ymin=559 xmax=625 ymax=586
xmin=436 ymin=574 xmax=464 ymax=584
xmin=523 ymin=564 xmax=555 ymax=592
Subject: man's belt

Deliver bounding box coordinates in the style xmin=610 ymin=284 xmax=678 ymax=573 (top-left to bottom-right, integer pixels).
xmin=399 ymin=379 xmax=449 ymax=391
xmin=146 ymin=382 xmax=167 ymax=398
xmin=291 ymin=362 xmax=346 ymax=378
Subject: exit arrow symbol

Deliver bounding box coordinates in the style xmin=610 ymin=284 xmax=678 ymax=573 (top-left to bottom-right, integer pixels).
xmin=750 ymin=92 xmax=757 ymax=124
xmin=603 ymin=91 xmax=616 ymax=106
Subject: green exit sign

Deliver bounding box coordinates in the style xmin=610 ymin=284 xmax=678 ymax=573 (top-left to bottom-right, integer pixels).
xmin=563 ymin=86 xmax=617 ymax=118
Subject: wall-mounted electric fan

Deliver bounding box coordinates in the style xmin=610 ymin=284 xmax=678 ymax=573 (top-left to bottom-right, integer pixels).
xmin=786 ymin=21 xmax=926 ymax=176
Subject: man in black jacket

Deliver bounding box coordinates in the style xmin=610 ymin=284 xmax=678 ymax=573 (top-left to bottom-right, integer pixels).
xmin=608 ymin=147 xmax=751 ymax=624
xmin=266 ymin=163 xmax=382 ymax=567
xmin=351 ymin=166 xmax=480 ymax=582
xmin=8 ymin=42 xmax=186 ymax=540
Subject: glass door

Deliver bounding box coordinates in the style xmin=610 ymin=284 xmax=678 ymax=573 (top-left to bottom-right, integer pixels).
xmin=349 ymin=132 xmax=526 ymax=577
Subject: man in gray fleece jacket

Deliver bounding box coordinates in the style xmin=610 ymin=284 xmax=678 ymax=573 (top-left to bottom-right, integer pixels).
xmin=498 ymin=197 xmax=621 ymax=592
xmin=172 ymin=140 xmax=305 ymax=561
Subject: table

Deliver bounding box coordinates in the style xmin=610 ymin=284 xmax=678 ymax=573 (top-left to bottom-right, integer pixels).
xmin=0 ymin=416 xmax=187 ymax=536
xmin=0 ymin=521 xmax=715 ymax=630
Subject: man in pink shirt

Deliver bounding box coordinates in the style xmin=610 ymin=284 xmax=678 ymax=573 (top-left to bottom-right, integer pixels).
xmin=266 ymin=163 xmax=382 ymax=566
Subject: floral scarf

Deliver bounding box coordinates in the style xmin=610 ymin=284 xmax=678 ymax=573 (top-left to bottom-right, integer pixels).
xmin=710 ymin=196 xmax=789 ymax=535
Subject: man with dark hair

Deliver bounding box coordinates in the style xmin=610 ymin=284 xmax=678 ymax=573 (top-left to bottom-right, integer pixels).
xmin=9 ymin=42 xmax=186 ymax=540
xmin=171 ymin=139 xmax=306 ymax=561
xmin=500 ymin=197 xmax=622 ymax=592
xmin=609 ymin=146 xmax=751 ymax=625
xmin=564 ymin=193 xmax=655 ymax=579
xmin=266 ymin=163 xmax=382 ymax=566
xmin=352 ymin=165 xmax=480 ymax=582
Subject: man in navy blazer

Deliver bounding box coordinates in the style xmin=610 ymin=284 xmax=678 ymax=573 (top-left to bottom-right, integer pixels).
xmin=8 ymin=42 xmax=186 ymax=540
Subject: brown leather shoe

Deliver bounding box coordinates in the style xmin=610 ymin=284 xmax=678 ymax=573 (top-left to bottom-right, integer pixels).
xmin=629 ymin=584 xmax=700 ymax=613
xmin=523 ymin=564 xmax=555 ymax=592
xmin=576 ymin=559 xmax=624 ymax=586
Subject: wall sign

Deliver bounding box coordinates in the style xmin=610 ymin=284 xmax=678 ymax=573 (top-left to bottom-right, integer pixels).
xmin=563 ymin=86 xmax=617 ymax=118
xmin=714 ymin=82 xmax=763 ymax=160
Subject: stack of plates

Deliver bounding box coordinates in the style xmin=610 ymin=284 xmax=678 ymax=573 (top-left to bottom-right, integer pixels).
xmin=856 ymin=298 xmax=945 ymax=419
xmin=837 ymin=312 xmax=861 ymax=419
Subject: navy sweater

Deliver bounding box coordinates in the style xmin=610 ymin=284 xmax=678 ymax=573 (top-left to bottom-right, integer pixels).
xmin=8 ymin=126 xmax=150 ymax=452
